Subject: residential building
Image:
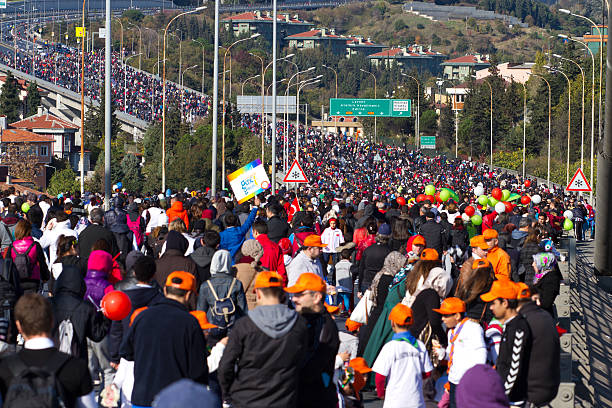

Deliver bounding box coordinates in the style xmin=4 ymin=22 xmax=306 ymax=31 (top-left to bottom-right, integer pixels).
xmin=0 ymin=124 xmax=53 ymax=190
xmin=346 ymin=36 xmax=386 ymax=58
xmin=223 ymin=11 xmax=313 ymax=47
xmin=368 ymin=45 xmax=446 ymax=75
xmin=446 ymin=82 xmax=470 ymax=111
xmin=285 ymin=28 xmax=349 ymax=56
xmin=441 ymin=54 xmax=490 ymax=81
xmin=583 ymin=25 xmax=607 ymax=55
xmin=476 ymin=62 xmax=534 ymax=83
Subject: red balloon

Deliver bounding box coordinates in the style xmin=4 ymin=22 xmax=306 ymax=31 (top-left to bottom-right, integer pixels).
xmin=465 ymin=206 xmax=476 ymax=217
xmin=520 ymin=195 xmax=531 ymax=205
xmin=416 ymin=194 xmax=427 ymax=202
xmin=101 ymin=291 xmax=132 ymax=321
xmin=397 ymin=197 xmax=406 ymax=206
xmin=524 ymin=180 xmax=531 ymax=187
xmin=435 ymin=192 xmax=442 ymax=203
xmin=491 ymin=188 xmax=502 ymax=201
xmin=504 ymin=201 xmax=513 ymax=213
xmin=425 ymin=195 xmax=435 ymax=203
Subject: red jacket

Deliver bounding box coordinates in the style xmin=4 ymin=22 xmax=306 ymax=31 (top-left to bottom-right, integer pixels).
xmin=256 ymin=234 xmax=287 ymax=285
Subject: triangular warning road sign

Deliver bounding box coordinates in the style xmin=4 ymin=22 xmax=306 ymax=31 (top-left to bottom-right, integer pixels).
xmin=566 ymin=168 xmax=592 ymax=192
xmin=283 ymin=159 xmax=309 ymax=183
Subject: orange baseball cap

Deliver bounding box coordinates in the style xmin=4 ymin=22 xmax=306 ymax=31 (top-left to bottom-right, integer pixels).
xmin=345 ymin=319 xmax=362 ymax=332
xmin=480 ymin=279 xmax=520 ymax=302
xmin=433 ymin=297 xmax=466 ymax=315
xmin=483 ymin=228 xmax=499 ymax=240
xmin=253 ymin=271 xmax=284 ymax=291
xmin=420 ymin=248 xmax=439 ymax=261
xmin=470 ymin=235 xmax=489 ymax=250
xmin=325 ymin=303 xmax=340 ymax=314
xmin=284 ymin=272 xmax=327 ymax=293
xmin=165 ymin=271 xmax=196 ymax=292
xmin=349 ymin=357 xmax=373 ymax=374
xmin=472 ymin=258 xmax=492 ymax=270
xmin=412 ymin=235 xmax=426 ymax=246
xmin=516 ymin=282 xmax=531 ymax=300
xmin=190 ymin=311 xmax=218 ymax=330
xmin=388 ymin=303 xmax=413 ymax=326
xmin=303 ymin=235 xmax=327 ymax=248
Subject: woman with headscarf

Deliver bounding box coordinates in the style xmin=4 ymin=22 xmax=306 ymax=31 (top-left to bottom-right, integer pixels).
xmin=531 ymin=251 xmax=562 ymax=316
xmin=197 ymin=249 xmax=247 ymax=344
xmin=235 ymin=240 xmax=264 ymax=310
xmin=356 ymin=251 xmax=407 ymax=356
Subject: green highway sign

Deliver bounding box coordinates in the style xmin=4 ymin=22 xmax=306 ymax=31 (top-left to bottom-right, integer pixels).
xmin=421 ymin=136 xmax=436 ymax=149
xmin=330 ymin=98 xmax=411 ymax=117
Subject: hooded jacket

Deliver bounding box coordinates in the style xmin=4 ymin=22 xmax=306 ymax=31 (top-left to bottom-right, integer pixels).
xmin=196 ymin=250 xmax=247 ymax=324
xmin=190 ymin=245 xmax=216 ymax=284
xmin=0 ymin=213 xmax=19 ymax=250
xmin=10 ymin=236 xmax=49 ymax=292
xmin=154 ymin=231 xmax=198 ymax=288
xmin=78 ymin=223 xmax=120 ymax=261
xmin=109 ymin=215 xmax=135 ymax=266
xmin=218 ymin=305 xmax=308 ymax=408
xmin=219 ymin=207 xmax=258 ymax=261
xmin=108 ymin=284 xmax=164 ymax=364
xmin=50 ymin=266 xmax=110 ymax=361
xmin=40 ymin=220 xmax=78 ymax=265
xmin=166 ymin=201 xmax=189 ymax=229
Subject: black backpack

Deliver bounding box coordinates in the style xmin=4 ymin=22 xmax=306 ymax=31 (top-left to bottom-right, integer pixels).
xmin=9 ymin=242 xmax=36 ymax=280
xmin=0 ymin=256 xmax=21 ymax=344
xmin=3 ymin=352 xmax=70 ymax=408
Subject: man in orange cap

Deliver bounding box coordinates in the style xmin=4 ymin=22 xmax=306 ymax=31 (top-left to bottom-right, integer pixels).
xmin=287 ymin=234 xmax=327 ymax=286
xmin=372 ymin=303 xmax=433 ymax=407
xmin=483 ymin=229 xmax=511 ymax=280
xmin=218 ymin=271 xmax=308 ymax=407
xmin=481 ymin=280 xmax=532 ymax=405
xmin=432 ymin=297 xmax=487 ymax=407
xmin=120 ymin=270 xmax=208 ymax=407
xmin=285 ymin=273 xmax=340 ymax=408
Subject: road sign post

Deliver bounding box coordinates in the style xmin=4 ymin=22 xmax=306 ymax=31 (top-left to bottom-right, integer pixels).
xmin=566 ymin=168 xmax=592 ymax=192
xmin=284 ymin=159 xmax=308 ymax=183
xmin=330 ymin=98 xmax=411 ymax=117
xmin=420 ymin=136 xmax=436 ymax=149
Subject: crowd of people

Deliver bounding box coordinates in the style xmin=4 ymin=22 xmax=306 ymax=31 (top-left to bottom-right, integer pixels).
xmin=0 ymin=132 xmax=591 ymax=407
xmin=0 ymin=44 xmax=210 ymax=123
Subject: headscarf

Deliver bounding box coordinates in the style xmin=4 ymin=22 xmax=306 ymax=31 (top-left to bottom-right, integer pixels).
xmin=241 ymin=239 xmax=264 ymax=268
xmin=532 ymin=252 xmax=556 ymax=284
xmin=210 ymin=249 xmax=232 ymax=275
xmin=369 ymin=251 xmax=407 ymax=306
xmin=402 ymin=265 xmax=453 ymax=307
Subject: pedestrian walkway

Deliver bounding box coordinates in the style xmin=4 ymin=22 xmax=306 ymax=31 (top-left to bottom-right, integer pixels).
xmin=571 ymin=241 xmax=612 ymax=407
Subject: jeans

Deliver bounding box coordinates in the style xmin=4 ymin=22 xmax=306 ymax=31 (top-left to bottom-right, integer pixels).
xmin=449 ymin=382 xmax=457 ymax=408
xmin=88 ymin=337 xmax=114 ymax=388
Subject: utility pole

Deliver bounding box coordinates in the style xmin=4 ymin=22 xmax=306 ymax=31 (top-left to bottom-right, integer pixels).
xmin=594 ymin=5 xmax=612 ymax=277
xmin=211 ymin=0 xmax=219 ymax=196
xmin=103 ymin=0 xmax=111 ymax=209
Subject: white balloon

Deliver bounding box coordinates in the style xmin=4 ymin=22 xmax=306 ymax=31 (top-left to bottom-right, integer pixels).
xmin=563 ymin=210 xmax=574 ymax=220
xmin=495 ymin=202 xmax=506 ymax=213
xmin=532 ymin=194 xmax=542 ymax=204
xmin=462 ymin=213 xmax=470 ymax=222
xmin=474 ymin=186 xmax=484 ymax=196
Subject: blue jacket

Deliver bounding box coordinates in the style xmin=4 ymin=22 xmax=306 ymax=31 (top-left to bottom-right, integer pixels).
xmin=219 ymin=207 xmax=258 ymax=260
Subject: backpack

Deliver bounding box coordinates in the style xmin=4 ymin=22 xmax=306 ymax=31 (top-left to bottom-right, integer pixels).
xmin=10 ymin=242 xmax=36 ymax=280
xmin=3 ymin=352 xmax=70 ymax=408
xmin=0 ymin=256 xmax=21 ymax=344
xmin=57 ymin=317 xmax=77 ymax=357
xmin=126 ymin=214 xmax=144 ymax=248
xmin=206 ymin=278 xmax=237 ymax=336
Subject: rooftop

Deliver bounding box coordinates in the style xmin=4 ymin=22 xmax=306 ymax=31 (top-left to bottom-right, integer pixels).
xmin=285 ymin=28 xmax=344 ymax=39
xmin=368 ymin=45 xmax=445 ymax=58
xmin=441 ymin=54 xmax=490 ymax=65
xmin=1 ymin=128 xmax=55 ymax=143
xmin=223 ymin=11 xmax=310 ymax=24
xmin=11 ymin=113 xmax=79 ymax=130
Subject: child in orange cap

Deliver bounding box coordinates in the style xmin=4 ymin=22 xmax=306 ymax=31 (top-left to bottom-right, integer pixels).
xmin=372 ymin=303 xmax=433 ymax=408
xmin=432 ymin=297 xmax=487 ymax=408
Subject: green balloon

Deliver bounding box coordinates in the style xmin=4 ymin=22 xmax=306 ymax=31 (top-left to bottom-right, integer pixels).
xmin=424 ymin=184 xmax=436 ymax=196
xmin=471 ymin=214 xmax=483 ymax=226
xmin=501 ymin=189 xmax=511 ymax=201
xmin=478 ymin=195 xmax=488 ymax=206
xmin=563 ymin=218 xmax=574 ymax=231
xmin=439 ymin=189 xmax=451 ymax=202
xmin=21 ymin=203 xmax=30 ymax=213
xmin=488 ymin=197 xmax=499 ymax=207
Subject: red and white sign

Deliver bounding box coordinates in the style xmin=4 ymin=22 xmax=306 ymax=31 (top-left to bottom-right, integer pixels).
xmin=283 ymin=160 xmax=309 ymax=183
xmin=566 ymin=168 xmax=592 ymax=192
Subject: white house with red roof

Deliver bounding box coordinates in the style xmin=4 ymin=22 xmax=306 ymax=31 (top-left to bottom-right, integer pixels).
xmin=285 ymin=28 xmax=350 ymax=56
xmin=441 ymin=54 xmax=491 ymax=81
xmin=223 ymin=11 xmax=313 ymax=46
xmin=345 ymin=36 xmax=386 ymax=58
xmin=368 ymin=45 xmax=446 ymax=75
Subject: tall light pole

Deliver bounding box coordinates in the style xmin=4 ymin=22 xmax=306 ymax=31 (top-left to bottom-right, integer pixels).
xmin=401 ymin=73 xmax=420 ymax=150
xmin=104 ymin=0 xmax=111 ymax=209
xmin=295 ymin=77 xmax=322 ymax=161
xmin=144 ymin=27 xmax=160 ymax=71
xmin=271 ymin=0 xmax=278 ymax=194
xmin=548 ymin=66 xmax=572 ymax=184
xmin=502 ymin=76 xmax=527 ymax=178
xmin=322 ymin=64 xmax=337 ymax=130
xmin=249 ymin=52 xmax=265 ymax=163
xmin=222 ymin=34 xmax=260 ymax=190
xmin=529 ymin=73 xmax=552 ymax=186
xmin=80 ymin=0 xmax=86 ymax=195
xmin=360 ymin=68 xmax=377 ymax=142
xmin=559 ymin=34 xmax=596 ymax=202
xmin=127 ymin=21 xmax=142 ymax=70
xmin=123 ymin=53 xmax=142 ymax=114
xmin=286 ymin=67 xmax=315 ymax=170
xmin=480 ymin=77 xmax=493 ymax=169
xmin=241 ymin=74 xmax=260 ymax=96
xmin=261 ymin=53 xmax=294 ymax=150
xmin=192 ymin=39 xmax=206 ymax=94
xmin=162 ymin=7 xmax=206 ymax=193
xmin=112 ymin=17 xmax=123 ymax=66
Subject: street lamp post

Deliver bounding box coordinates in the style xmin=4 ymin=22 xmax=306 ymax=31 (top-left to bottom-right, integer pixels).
xmin=529 ymin=73 xmax=552 ymax=186
xmin=127 ymin=22 xmax=142 ymax=70
xmin=241 ymin=74 xmax=260 ymax=96
xmin=123 ymin=53 xmax=142 ymax=113
xmin=151 ymin=59 xmax=167 ymax=121
xmin=360 ymin=68 xmax=377 ymax=142
xmin=548 ymin=66 xmax=572 ymax=184
xmin=192 ymin=39 xmax=206 ymax=94
xmin=480 ymin=77 xmax=493 ymax=169
xmin=162 ymin=7 xmax=206 ymax=193
xmin=286 ymin=67 xmax=315 ymax=168
xmin=401 ymin=73 xmax=420 ymax=150
xmin=295 ymin=77 xmax=322 ymax=161
xmin=181 ymin=64 xmax=198 ymax=121
xmin=249 ymin=53 xmax=265 ymax=163
xmin=144 ymin=27 xmax=160 ymax=71
xmin=322 ymin=64 xmax=337 ymax=131
xmin=553 ymin=53 xmax=585 ymax=172
xmin=112 ymin=17 xmax=123 ymax=65
xmin=559 ymin=34 xmax=596 ymax=202
xmin=80 ymin=0 xmax=86 ymax=194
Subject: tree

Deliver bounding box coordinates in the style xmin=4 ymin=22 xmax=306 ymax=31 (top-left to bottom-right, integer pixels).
xmin=438 ymin=105 xmax=455 ymax=147
xmin=120 ymin=154 xmax=144 ymax=193
xmin=3 ymin=143 xmax=41 ymax=182
xmin=47 ymin=168 xmax=80 ymax=196
xmin=0 ymin=72 xmax=21 ymax=123
xmin=84 ymin=87 xmax=120 ymax=149
xmin=25 ymin=82 xmax=41 ymax=117
xmin=420 ymin=109 xmax=438 ymax=134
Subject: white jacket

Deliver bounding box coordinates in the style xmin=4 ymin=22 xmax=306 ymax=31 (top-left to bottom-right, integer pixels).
xmin=40 ymin=220 xmax=78 ymax=266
